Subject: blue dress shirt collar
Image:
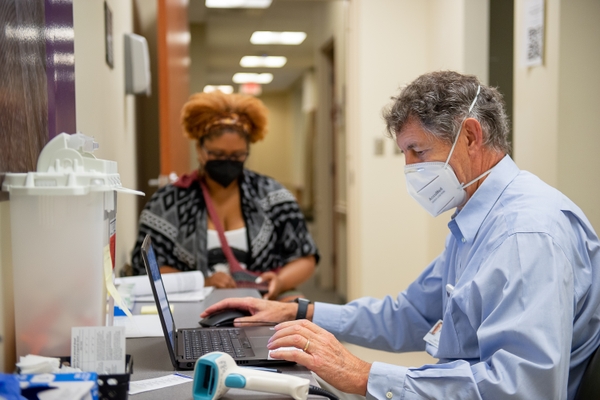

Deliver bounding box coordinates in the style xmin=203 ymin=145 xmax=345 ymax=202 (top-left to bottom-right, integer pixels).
xmin=450 ymin=155 xmax=520 ymax=244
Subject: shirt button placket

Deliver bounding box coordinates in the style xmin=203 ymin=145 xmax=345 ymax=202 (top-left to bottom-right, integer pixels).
xmin=456 ymin=237 xmax=466 ymax=281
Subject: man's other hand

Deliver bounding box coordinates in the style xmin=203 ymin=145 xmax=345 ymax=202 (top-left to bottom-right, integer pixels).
xmin=267 ymin=319 xmax=372 ymax=395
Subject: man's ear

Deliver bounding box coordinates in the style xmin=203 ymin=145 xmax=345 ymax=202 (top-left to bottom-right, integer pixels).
xmin=463 ymin=118 xmax=484 ymax=154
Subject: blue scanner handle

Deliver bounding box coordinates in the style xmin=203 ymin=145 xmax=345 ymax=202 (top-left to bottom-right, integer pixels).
xmin=224 ymin=374 xmax=246 ymax=388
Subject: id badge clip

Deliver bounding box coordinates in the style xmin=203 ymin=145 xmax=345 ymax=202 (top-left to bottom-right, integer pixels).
xmin=423 ymin=319 xmax=443 ymax=348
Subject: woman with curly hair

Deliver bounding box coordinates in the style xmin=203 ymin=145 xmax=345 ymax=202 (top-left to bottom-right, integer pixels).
xmin=130 ymin=91 xmax=319 ymax=301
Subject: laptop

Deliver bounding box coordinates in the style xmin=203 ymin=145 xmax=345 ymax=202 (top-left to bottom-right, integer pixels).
xmin=140 ymin=234 xmax=287 ymax=370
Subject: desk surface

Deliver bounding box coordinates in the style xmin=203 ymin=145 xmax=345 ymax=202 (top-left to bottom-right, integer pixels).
xmin=127 ymin=288 xmax=321 ymax=399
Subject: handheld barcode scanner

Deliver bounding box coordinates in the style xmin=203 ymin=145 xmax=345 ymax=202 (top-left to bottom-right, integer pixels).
xmin=193 ymin=352 xmax=310 ymax=400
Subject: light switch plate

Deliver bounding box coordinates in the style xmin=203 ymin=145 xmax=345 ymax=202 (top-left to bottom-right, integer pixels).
xmin=374 ymin=138 xmax=385 ymax=156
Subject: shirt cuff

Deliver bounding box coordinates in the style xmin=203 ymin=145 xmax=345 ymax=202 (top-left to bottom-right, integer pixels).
xmin=366 ymin=362 xmax=409 ymax=400
xmin=312 ymin=302 xmax=344 ymax=332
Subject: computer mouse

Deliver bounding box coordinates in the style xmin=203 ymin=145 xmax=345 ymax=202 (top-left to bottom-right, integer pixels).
xmin=199 ymin=308 xmax=251 ymax=327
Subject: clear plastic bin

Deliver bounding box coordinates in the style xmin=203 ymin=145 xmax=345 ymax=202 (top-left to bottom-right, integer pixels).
xmin=3 ymin=133 xmax=142 ymax=357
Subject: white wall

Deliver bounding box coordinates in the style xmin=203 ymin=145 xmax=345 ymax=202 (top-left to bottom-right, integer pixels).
xmin=73 ymin=0 xmax=140 ymax=273
xmin=348 ymin=0 xmax=426 ymax=301
xmin=0 ymin=201 xmax=14 ymax=371
xmin=513 ymin=0 xmax=560 ymax=186
xmin=557 ymin=0 xmax=600 ymax=230
xmin=513 ymin=0 xmax=600 ymax=233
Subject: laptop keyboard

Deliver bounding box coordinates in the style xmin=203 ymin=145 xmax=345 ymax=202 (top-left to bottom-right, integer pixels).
xmin=183 ymin=328 xmax=254 ymax=360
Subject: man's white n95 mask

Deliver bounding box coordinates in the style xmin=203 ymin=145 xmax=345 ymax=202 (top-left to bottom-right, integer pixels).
xmin=404 ymin=161 xmax=469 ymax=217
xmin=403 ymin=85 xmax=491 ymax=217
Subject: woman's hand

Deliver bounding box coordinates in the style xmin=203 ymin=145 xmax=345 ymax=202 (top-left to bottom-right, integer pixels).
xmin=267 ymin=320 xmax=372 ymax=395
xmin=205 ymin=271 xmax=237 ymax=289
xmin=200 ymin=297 xmax=297 ymax=326
xmin=257 ymin=256 xmax=315 ymax=300
xmin=257 ymin=271 xmax=282 ymax=300
xmin=159 ymin=266 xmax=180 ymax=274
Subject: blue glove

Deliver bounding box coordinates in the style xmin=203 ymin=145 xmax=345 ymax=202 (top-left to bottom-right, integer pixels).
xmin=0 ymin=374 xmax=26 ymax=400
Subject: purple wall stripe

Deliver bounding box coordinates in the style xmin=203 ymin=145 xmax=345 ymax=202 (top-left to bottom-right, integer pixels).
xmin=44 ymin=0 xmax=76 ymax=139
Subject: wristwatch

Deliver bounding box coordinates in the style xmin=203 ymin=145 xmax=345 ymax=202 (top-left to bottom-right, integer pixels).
xmin=294 ymin=298 xmax=311 ymax=320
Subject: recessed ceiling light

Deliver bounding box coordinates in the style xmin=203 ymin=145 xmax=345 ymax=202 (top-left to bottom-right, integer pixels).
xmin=232 ymin=73 xmax=273 ymax=84
xmin=250 ymin=31 xmax=307 ymax=45
xmin=240 ymin=56 xmax=287 ymax=68
xmin=205 ymin=0 xmax=272 ymax=8
xmin=203 ymin=85 xmax=234 ymax=94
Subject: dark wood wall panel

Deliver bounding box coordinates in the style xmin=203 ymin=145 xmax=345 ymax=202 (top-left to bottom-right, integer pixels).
xmin=0 ymin=0 xmax=48 ymax=179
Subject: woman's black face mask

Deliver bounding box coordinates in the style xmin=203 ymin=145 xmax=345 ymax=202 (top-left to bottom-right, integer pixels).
xmin=204 ymin=159 xmax=244 ymax=187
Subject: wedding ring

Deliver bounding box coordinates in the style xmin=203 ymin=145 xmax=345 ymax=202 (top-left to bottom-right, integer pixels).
xmin=303 ymin=338 xmax=310 ymax=352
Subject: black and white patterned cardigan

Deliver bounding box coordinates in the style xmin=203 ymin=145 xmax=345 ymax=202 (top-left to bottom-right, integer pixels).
xmin=130 ymin=169 xmax=319 ymax=276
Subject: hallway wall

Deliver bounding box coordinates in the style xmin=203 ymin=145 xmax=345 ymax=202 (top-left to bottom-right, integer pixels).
xmin=311 ymin=0 xmax=348 ymax=294
xmin=245 ymin=92 xmax=295 ymax=189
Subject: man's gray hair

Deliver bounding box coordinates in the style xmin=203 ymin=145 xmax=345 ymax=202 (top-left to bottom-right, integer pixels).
xmin=383 ymin=71 xmax=511 ymax=154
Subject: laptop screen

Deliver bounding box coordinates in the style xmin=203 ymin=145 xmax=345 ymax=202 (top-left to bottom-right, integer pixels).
xmin=141 ymin=236 xmax=176 ymax=351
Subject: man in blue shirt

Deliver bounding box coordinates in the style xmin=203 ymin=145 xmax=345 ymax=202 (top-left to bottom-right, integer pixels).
xmin=201 ymin=71 xmax=600 ymax=399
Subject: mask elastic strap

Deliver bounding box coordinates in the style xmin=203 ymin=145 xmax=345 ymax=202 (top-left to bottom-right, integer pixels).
xmin=461 ymin=168 xmax=492 ymax=189
xmin=444 ymin=85 xmax=482 ymax=168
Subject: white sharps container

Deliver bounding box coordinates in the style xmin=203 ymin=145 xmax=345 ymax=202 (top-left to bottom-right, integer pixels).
xmin=2 ymin=133 xmax=143 ymax=358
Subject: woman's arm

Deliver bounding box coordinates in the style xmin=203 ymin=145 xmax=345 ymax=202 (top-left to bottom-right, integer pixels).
xmin=260 ymin=255 xmax=316 ymax=300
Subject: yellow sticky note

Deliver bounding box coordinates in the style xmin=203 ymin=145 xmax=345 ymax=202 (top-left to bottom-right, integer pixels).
xmin=104 ymin=245 xmax=133 ymax=318
xmin=141 ymin=304 xmax=174 ymax=315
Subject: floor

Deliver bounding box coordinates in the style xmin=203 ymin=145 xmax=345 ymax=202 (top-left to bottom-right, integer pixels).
xmin=297 ymin=274 xmax=345 ymax=305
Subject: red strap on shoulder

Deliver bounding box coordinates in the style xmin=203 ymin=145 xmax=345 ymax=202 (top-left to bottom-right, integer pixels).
xmin=173 ymin=170 xmax=199 ymax=188
xmin=199 ymin=180 xmax=249 ymax=274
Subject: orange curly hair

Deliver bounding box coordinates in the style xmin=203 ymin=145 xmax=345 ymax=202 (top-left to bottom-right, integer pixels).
xmin=181 ymin=91 xmax=268 ymax=144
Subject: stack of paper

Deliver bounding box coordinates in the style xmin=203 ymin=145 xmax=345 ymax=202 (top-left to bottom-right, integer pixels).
xmin=115 ymin=271 xmax=211 ymax=302
xmin=114 ymin=272 xmax=214 ymax=338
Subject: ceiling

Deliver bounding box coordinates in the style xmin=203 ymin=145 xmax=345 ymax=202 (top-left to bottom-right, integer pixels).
xmin=187 ymin=0 xmax=338 ymax=93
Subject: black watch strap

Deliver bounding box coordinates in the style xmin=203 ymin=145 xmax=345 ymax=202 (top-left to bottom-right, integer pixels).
xmin=295 ymin=298 xmax=311 ymax=320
